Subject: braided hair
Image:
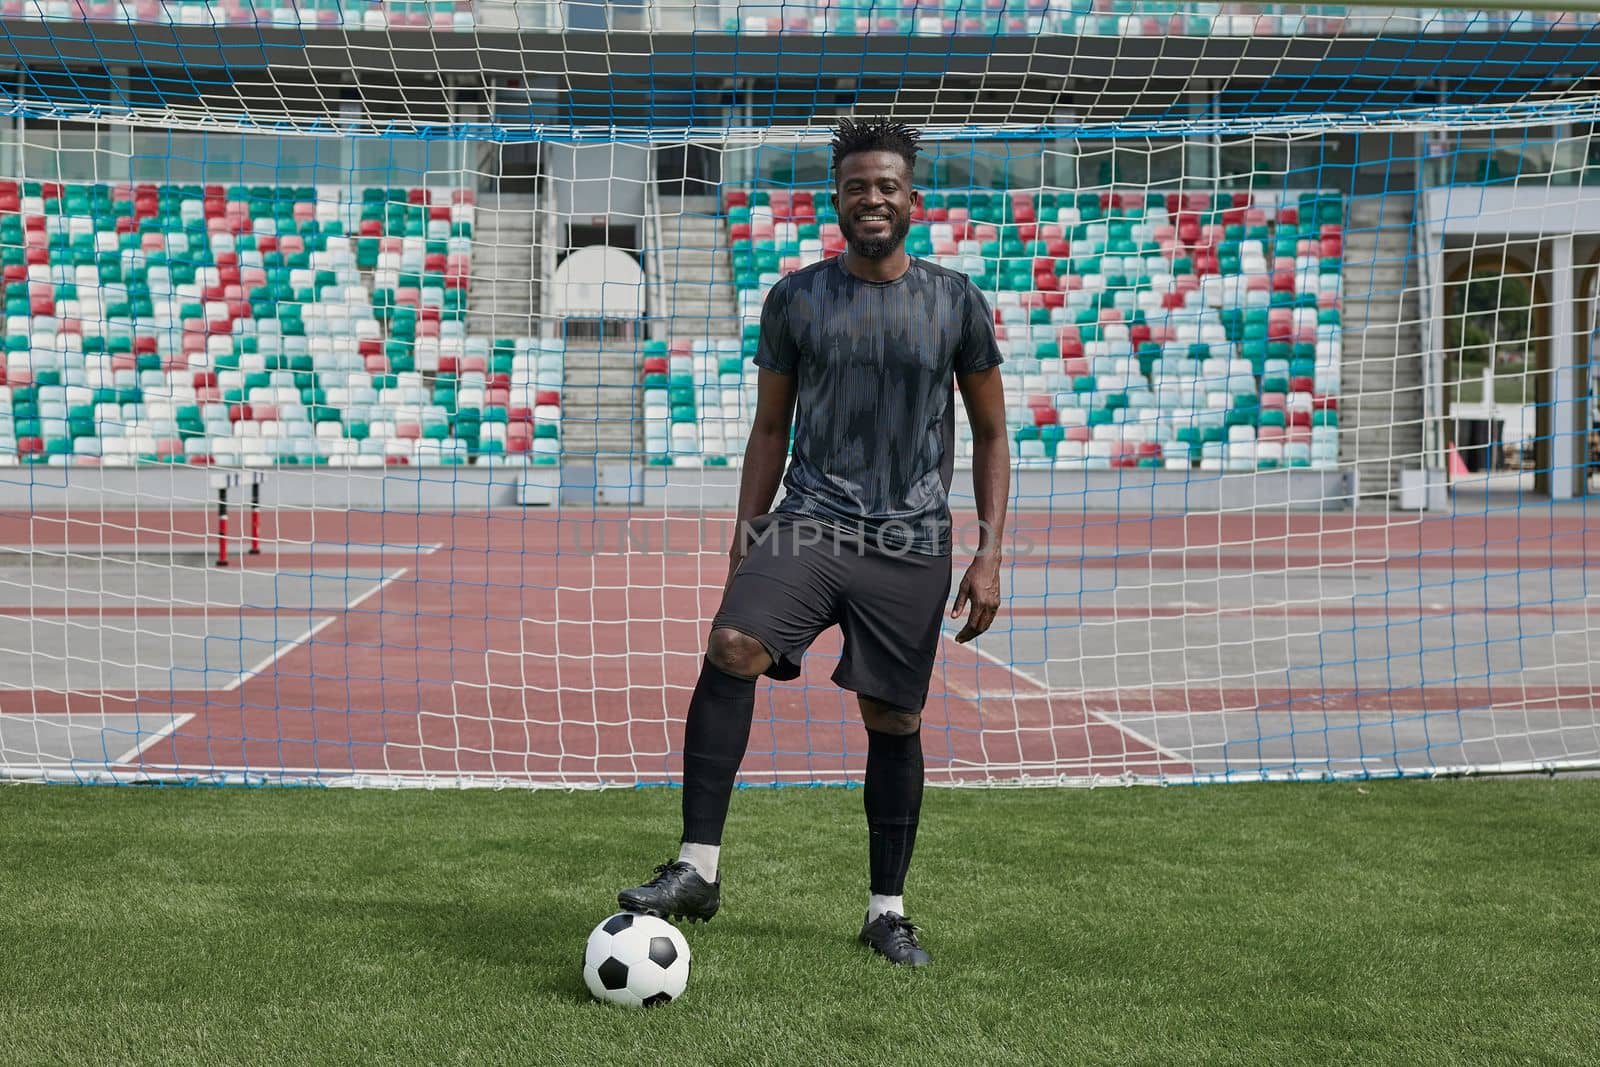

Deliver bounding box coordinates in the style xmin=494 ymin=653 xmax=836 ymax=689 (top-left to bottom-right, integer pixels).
xmin=830 ymin=118 xmax=923 ymax=182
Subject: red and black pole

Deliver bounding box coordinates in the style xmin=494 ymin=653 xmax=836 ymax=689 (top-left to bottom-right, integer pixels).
xmin=216 ymin=484 xmax=230 ymax=567
xmin=249 ymin=478 xmax=262 ymax=556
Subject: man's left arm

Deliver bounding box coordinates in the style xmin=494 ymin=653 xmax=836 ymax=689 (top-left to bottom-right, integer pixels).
xmin=951 ymin=365 xmax=1008 ymax=643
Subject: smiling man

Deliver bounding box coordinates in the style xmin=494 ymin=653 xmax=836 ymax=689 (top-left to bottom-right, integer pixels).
xmin=616 ymin=118 xmax=1011 ymax=966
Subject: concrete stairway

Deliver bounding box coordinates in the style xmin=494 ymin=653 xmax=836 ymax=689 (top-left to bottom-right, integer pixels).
xmin=554 ymin=338 xmax=643 ymax=460
xmin=1340 ymin=189 xmax=1426 ymax=504
xmin=558 ymin=193 xmax=744 ymax=466
xmin=649 ymin=196 xmax=740 ymax=341
xmin=467 ymin=193 xmax=540 ymax=340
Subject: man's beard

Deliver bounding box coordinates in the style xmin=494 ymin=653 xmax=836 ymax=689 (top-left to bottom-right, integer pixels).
xmin=839 ymin=211 xmax=912 ymax=260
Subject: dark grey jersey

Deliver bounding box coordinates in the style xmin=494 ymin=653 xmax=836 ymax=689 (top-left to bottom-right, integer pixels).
xmin=754 ymin=255 xmax=1004 ymax=555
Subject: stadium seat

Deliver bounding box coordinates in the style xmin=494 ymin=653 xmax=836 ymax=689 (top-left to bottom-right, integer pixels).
xmin=0 ymin=182 xmax=551 ymax=466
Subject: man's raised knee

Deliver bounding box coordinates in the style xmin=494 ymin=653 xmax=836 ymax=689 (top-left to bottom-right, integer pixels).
xmin=706 ymin=627 xmax=771 ymax=679
xmin=860 ymin=698 xmax=922 ymax=736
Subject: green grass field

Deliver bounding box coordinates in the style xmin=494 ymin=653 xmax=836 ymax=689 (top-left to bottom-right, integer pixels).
xmin=3 ymin=779 xmax=1597 ymax=1065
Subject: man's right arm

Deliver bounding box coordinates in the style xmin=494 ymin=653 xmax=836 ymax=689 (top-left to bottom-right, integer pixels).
xmin=729 ymin=278 xmax=802 ymax=581
xmin=728 ymin=368 xmax=798 ymax=584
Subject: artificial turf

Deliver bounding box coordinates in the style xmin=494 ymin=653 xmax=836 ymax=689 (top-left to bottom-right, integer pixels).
xmin=1 ymin=779 xmax=1596 ymax=1065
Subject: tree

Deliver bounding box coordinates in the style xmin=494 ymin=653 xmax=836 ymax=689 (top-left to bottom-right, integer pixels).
xmin=1446 ymin=269 xmax=1533 ymax=400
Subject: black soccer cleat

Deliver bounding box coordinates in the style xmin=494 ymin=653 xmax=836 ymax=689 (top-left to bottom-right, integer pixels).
xmin=617 ymin=860 xmax=721 ymax=924
xmin=859 ymin=911 xmax=932 ymax=967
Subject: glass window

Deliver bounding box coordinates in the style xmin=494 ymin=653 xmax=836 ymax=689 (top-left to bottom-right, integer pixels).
xmin=353 ymin=138 xmax=459 ymax=187
xmin=1073 ymin=141 xmax=1189 ymax=188
xmin=1445 ymin=265 xmax=1537 ymax=411
xmin=757 ymin=143 xmax=828 ymax=187
xmin=1435 ymin=127 xmax=1564 ymax=187
xmin=129 ymin=131 xmax=350 ymax=184
xmin=918 ymin=140 xmax=1043 ymax=191
xmin=1219 ymin=136 xmax=1341 ymax=190
xmin=6 ymin=122 xmax=460 ymax=187
xmin=20 ymin=124 xmax=113 ymax=183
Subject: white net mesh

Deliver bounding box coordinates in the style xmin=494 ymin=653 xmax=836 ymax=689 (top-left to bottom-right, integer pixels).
xmin=0 ymin=6 xmax=1596 ymax=784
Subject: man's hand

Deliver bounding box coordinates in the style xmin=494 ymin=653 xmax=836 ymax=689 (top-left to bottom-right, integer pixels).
xmin=950 ymin=554 xmax=1001 ymax=643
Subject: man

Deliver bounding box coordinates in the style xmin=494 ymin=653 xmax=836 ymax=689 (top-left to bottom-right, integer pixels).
xmin=617 ymin=118 xmax=1010 ymax=966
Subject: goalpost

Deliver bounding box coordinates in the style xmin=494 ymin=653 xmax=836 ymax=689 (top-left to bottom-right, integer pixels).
xmin=0 ymin=3 xmax=1597 ymax=786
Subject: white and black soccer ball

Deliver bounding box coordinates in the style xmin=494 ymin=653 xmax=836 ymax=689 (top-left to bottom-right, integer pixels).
xmin=583 ymin=912 xmax=691 ymax=1007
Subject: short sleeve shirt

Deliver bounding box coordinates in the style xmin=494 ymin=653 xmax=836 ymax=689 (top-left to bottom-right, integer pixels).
xmin=754 ymin=255 xmax=1003 ymax=555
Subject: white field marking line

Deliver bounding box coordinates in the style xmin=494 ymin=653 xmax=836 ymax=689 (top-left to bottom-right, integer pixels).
xmin=111 ymin=712 xmax=196 ymax=765
xmin=941 ymin=630 xmax=1050 ymax=693
xmin=940 ymin=669 xmax=982 ymax=701
xmin=945 ymin=634 xmax=1194 ymax=767
xmin=119 ymin=760 xmax=889 ymax=782
xmin=1178 ymin=755 xmax=1463 ymax=766
xmin=989 ymin=691 xmax=1600 ymax=712
xmin=23 ymin=758 xmax=1600 ymax=787
xmin=0 ymin=545 xmax=444 ymax=701
xmin=0 ymin=687 xmax=217 ymax=702
xmin=222 ymin=565 xmax=411 ymax=692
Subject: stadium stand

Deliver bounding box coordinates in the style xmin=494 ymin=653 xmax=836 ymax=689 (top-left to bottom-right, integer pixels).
xmin=0 ymin=181 xmax=561 ymax=466
xmin=643 ymin=186 xmax=1341 ymax=471
xmin=716 ymin=1 xmax=1600 ymax=36
xmin=0 ymin=0 xmax=474 ymax=29
xmin=724 ymin=0 xmax=1354 ymax=36
xmin=10 ymin=1 xmax=1592 ymax=35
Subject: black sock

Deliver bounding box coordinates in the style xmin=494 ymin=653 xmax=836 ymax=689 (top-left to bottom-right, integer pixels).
xmin=864 ymin=728 xmax=924 ymax=897
xmin=679 ymin=657 xmax=758 ymax=849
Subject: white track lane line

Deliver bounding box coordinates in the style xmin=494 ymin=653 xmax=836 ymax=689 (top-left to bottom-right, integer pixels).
xmin=0 ymin=544 xmax=444 ymax=702
xmin=208 ymin=540 xmax=445 ymax=692
xmin=945 ymin=633 xmax=1194 ymax=767
xmin=111 ymin=712 xmax=195 ymax=765
xmin=222 ymin=566 xmax=409 ymax=692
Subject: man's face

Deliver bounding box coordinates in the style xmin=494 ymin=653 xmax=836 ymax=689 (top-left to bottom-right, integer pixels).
xmin=832 ymin=150 xmax=918 ymax=261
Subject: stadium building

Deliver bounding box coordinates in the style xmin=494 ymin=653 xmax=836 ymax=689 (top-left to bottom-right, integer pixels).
xmin=0 ymin=3 xmax=1595 ymax=508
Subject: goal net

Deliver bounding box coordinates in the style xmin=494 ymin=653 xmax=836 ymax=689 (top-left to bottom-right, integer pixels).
xmin=0 ymin=2 xmax=1597 ymax=785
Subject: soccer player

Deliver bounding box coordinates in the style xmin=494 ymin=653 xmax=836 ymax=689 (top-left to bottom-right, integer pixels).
xmin=617 ymin=118 xmax=1010 ymax=966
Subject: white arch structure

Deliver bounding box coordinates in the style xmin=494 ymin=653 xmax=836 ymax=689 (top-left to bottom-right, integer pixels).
xmin=550 ymin=245 xmax=645 ymax=326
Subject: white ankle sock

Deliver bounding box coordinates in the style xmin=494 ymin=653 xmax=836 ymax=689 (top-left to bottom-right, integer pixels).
xmin=867 ymin=894 xmax=904 ymax=922
xmin=677 ymin=842 xmax=720 ymax=882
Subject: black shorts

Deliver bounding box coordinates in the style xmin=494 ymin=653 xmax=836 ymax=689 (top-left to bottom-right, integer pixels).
xmin=712 ymin=514 xmax=954 ymax=711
